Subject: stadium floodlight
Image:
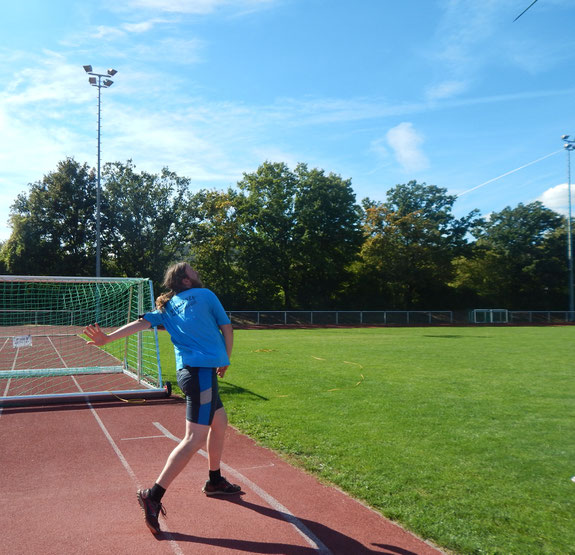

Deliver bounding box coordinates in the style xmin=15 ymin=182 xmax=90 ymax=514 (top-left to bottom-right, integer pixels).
xmin=562 ymin=134 xmax=575 ymax=317
xmin=83 ymin=65 xmax=119 ymax=277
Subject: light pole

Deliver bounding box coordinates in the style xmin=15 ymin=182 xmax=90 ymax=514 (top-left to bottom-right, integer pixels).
xmin=83 ymin=65 xmax=118 ymax=277
xmin=562 ymin=134 xmax=575 ymax=316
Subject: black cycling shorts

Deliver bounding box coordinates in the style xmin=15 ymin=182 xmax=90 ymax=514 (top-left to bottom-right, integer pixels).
xmin=176 ymin=366 xmax=223 ymax=425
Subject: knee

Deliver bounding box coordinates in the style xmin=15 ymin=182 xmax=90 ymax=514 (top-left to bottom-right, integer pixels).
xmin=183 ymin=427 xmax=209 ymax=447
xmin=212 ymin=409 xmax=228 ymax=430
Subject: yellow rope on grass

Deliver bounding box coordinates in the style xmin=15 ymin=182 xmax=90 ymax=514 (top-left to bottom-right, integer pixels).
xmin=322 ymin=358 xmax=365 ymax=391
xmin=251 ymin=349 xmax=365 ymax=395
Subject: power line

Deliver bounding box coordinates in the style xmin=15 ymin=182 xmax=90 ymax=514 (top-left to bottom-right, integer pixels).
xmin=513 ymin=0 xmax=540 ymax=22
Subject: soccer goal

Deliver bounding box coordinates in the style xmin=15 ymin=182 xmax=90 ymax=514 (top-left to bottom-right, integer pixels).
xmin=0 ymin=276 xmax=170 ymax=407
xmin=469 ymin=309 xmax=509 ymax=324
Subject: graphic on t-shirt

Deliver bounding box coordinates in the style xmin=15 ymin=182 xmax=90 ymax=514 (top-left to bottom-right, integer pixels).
xmin=169 ymin=296 xmax=195 ymax=317
xmin=185 ymin=297 xmax=197 ymax=318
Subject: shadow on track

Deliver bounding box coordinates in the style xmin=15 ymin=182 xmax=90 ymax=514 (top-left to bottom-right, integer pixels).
xmin=159 ymin=495 xmax=420 ymax=555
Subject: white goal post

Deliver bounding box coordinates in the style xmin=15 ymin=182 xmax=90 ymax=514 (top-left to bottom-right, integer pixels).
xmin=469 ymin=309 xmax=509 ymax=324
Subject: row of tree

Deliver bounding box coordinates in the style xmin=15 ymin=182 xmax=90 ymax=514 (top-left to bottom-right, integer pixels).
xmin=0 ymin=158 xmax=569 ymax=310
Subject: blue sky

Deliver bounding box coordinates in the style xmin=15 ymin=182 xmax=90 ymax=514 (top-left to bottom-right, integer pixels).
xmin=1 ymin=0 xmax=575 ymax=242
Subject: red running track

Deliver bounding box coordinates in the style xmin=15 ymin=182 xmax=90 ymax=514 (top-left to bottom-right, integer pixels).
xmin=0 ymin=397 xmax=445 ymax=555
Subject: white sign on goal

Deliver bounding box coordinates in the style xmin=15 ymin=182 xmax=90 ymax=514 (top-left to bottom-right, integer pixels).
xmin=12 ymin=335 xmax=32 ymax=348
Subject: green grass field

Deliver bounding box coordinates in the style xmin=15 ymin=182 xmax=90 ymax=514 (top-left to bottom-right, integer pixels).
xmin=156 ymin=326 xmax=575 ymax=555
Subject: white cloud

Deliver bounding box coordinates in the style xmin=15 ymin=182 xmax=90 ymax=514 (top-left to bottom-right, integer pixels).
xmin=538 ymin=183 xmax=575 ymax=216
xmin=385 ymin=122 xmax=429 ymax=173
xmin=2 ymin=56 xmax=86 ymax=107
xmin=370 ymin=137 xmax=388 ymax=160
xmin=505 ymin=39 xmax=555 ymax=75
xmin=122 ymin=21 xmax=159 ymax=33
xmin=426 ymin=80 xmax=468 ymax=101
xmin=130 ymin=37 xmax=205 ymax=64
xmin=250 ymin=147 xmax=300 ymax=170
xmin=93 ymin=25 xmax=127 ymax=40
xmin=118 ymin=0 xmax=275 ymax=15
xmin=93 ymin=18 xmax=177 ymax=38
xmin=125 ymin=0 xmax=227 ymax=13
xmin=430 ymin=1 xmax=500 ymax=77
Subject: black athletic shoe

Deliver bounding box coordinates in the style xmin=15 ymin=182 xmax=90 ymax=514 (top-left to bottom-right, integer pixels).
xmin=137 ymin=488 xmax=166 ymax=534
xmin=202 ymin=476 xmax=242 ymax=496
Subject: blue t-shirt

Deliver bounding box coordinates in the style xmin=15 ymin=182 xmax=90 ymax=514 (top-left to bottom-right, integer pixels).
xmin=143 ymin=288 xmax=231 ymax=370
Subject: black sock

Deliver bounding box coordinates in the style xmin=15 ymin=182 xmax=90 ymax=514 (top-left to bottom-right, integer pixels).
xmin=150 ymin=483 xmax=166 ymax=502
xmin=209 ymin=469 xmax=221 ymax=484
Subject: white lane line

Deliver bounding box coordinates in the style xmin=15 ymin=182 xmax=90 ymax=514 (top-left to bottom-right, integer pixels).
xmin=153 ymin=421 xmax=332 ymax=555
xmin=0 ymin=338 xmax=11 ymax=417
xmin=11 ymin=346 xmax=19 ymax=371
xmin=76 ymin=382 xmax=140 ymax=487
xmin=0 ymin=377 xmax=11 ymax=418
xmin=47 ymin=336 xmax=68 ymax=368
xmin=237 ymin=463 xmax=276 ymax=471
xmin=121 ymin=435 xmax=167 ymax=441
xmin=0 ymin=337 xmax=9 ymax=355
xmin=70 ymin=378 xmax=184 ymax=555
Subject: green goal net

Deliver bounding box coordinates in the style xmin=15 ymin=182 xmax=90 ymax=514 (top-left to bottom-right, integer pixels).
xmin=0 ymin=276 xmax=169 ymax=407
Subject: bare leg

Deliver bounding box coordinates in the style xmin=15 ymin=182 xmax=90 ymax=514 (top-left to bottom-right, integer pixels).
xmin=206 ymin=407 xmax=228 ymax=471
xmin=156 ymin=420 xmax=210 ymax=489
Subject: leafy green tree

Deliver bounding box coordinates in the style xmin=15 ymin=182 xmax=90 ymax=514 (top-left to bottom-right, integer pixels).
xmin=234 ymin=162 xmax=298 ymax=307
xmin=292 ymin=164 xmax=363 ymax=307
xmin=186 ymin=188 xmax=250 ymax=308
xmin=102 ymin=161 xmax=195 ymax=285
xmin=453 ymin=202 xmax=566 ymax=309
xmin=1 ymin=158 xmax=96 ymax=276
xmin=232 ymin=161 xmax=362 ymax=309
xmin=353 ymin=181 xmax=478 ymax=308
xmin=0 ymin=243 xmax=6 ymax=273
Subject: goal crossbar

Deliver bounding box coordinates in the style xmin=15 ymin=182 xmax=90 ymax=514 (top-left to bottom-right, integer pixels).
xmin=0 ymin=387 xmax=171 ymax=408
xmin=0 ymin=366 xmax=125 ymax=379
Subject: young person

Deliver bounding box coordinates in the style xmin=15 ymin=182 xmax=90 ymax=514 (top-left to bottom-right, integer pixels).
xmin=84 ymin=262 xmax=241 ymax=535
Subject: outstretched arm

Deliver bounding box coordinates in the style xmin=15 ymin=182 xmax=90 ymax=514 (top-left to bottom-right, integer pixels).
xmin=84 ymin=319 xmax=152 ymax=346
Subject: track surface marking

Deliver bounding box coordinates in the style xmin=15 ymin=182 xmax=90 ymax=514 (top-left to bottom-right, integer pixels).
xmin=153 ymin=421 xmax=331 ymax=554
xmin=1 ymin=398 xmax=444 ymax=554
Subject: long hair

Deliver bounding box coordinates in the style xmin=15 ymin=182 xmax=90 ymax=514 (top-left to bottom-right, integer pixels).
xmin=155 ymin=262 xmax=203 ymax=310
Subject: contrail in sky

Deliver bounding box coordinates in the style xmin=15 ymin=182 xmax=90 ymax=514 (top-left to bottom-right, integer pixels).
xmin=456 ymin=149 xmax=562 ymax=198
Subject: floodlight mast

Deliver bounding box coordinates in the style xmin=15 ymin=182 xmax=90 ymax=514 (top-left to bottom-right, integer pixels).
xmin=562 ymin=135 xmax=575 ymax=317
xmin=83 ymin=65 xmax=118 ymax=277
